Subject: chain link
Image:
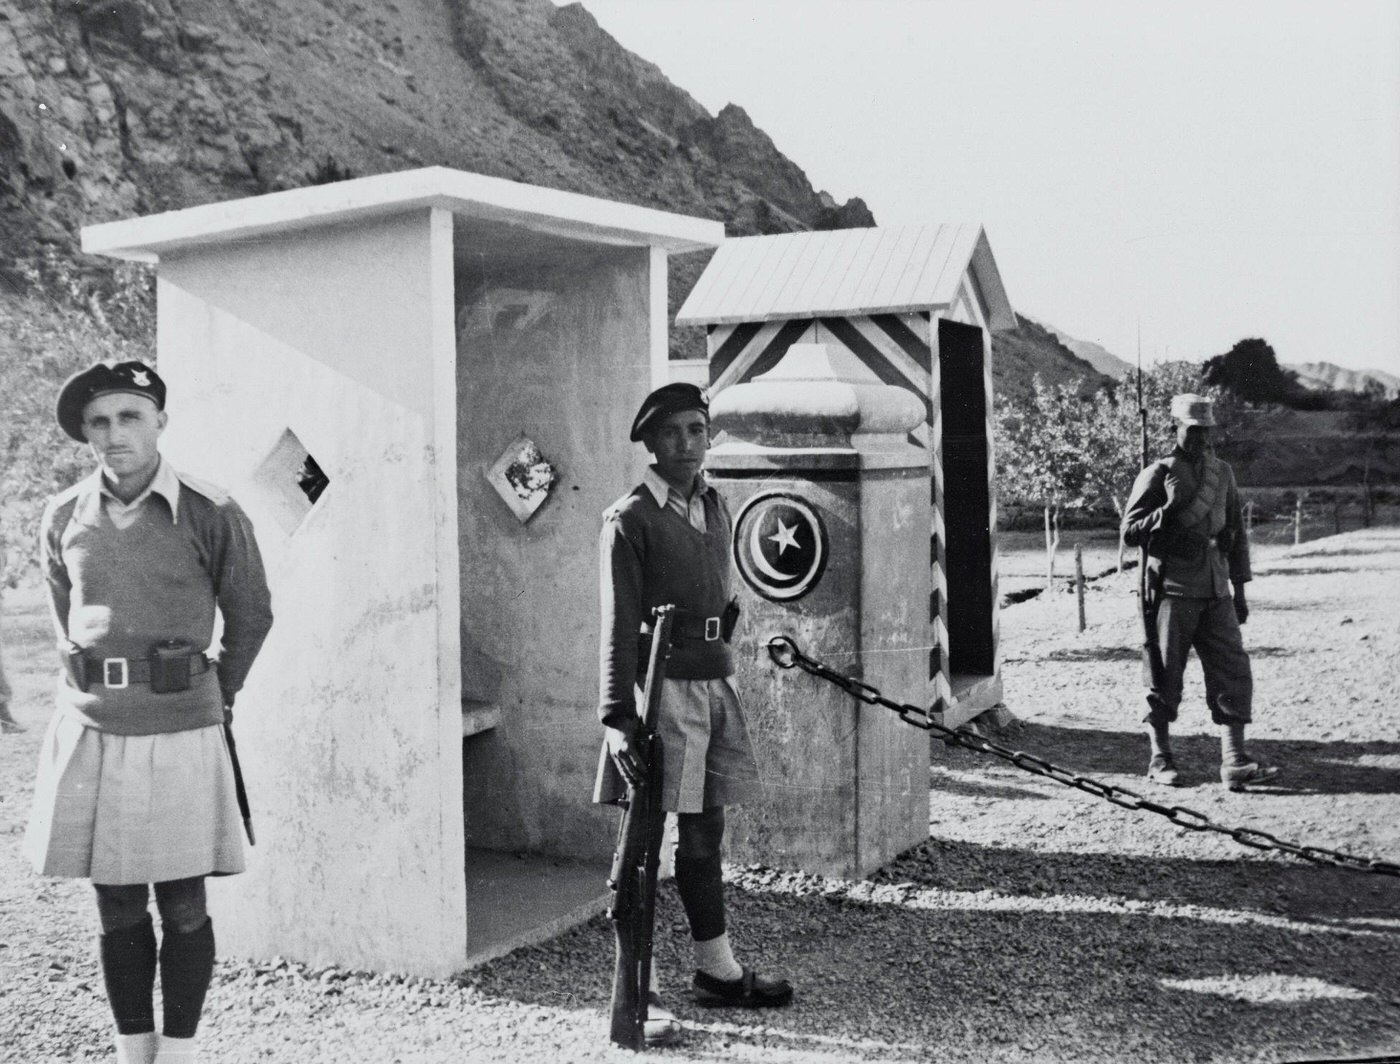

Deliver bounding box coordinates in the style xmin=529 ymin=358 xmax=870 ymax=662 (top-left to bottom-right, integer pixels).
xmin=765 ymin=635 xmax=1400 ymax=878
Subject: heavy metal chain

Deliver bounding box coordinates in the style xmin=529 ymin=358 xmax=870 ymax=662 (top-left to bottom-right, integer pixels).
xmin=766 ymin=635 xmax=1400 ymax=879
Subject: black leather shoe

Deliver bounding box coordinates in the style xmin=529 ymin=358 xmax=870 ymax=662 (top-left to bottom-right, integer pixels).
xmin=693 ymin=967 xmax=793 ymax=1008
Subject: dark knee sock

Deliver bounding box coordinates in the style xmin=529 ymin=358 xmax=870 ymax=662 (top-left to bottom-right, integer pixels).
xmin=674 ymin=852 xmax=726 ymax=942
xmin=99 ymin=913 xmax=157 ymax=1034
xmin=159 ymin=917 xmax=215 ymax=1039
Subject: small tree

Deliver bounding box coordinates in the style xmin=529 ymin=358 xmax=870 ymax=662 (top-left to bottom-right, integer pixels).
xmin=995 ymin=376 xmax=1103 ymax=587
xmin=996 ymin=362 xmax=1234 ymax=577
xmin=1 ymin=255 xmax=155 ymax=585
xmin=1202 ymin=337 xmax=1298 ymax=404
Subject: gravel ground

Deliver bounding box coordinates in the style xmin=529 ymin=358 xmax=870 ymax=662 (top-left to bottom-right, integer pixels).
xmin=2 ymin=529 xmax=1398 ymax=1063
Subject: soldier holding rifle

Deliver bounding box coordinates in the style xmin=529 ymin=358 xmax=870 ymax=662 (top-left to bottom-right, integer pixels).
xmin=1122 ymin=393 xmax=1279 ymax=791
xmin=23 ymin=361 xmax=273 ymax=1064
xmin=595 ymin=382 xmax=793 ymax=1047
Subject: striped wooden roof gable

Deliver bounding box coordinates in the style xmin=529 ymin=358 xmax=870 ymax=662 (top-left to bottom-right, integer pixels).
xmin=675 ymin=223 xmax=1016 ymax=330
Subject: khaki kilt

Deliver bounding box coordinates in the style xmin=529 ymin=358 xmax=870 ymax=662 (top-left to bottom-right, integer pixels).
xmin=23 ymin=710 xmax=246 ymax=884
xmin=594 ymin=676 xmax=762 ymax=813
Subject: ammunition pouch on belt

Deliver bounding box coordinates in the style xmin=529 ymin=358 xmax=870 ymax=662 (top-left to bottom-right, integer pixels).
xmin=637 ymin=599 xmax=740 ymax=680
xmin=1147 ymin=529 xmax=1210 ymax=563
xmin=669 ymin=599 xmax=740 ymax=644
xmin=64 ymin=639 xmax=210 ymax=693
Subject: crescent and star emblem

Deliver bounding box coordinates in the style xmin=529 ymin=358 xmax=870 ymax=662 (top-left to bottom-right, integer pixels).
xmin=733 ymin=493 xmax=828 ymax=601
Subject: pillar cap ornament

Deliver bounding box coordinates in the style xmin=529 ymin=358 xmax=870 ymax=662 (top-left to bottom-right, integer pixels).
xmin=710 ymin=344 xmax=924 ymax=449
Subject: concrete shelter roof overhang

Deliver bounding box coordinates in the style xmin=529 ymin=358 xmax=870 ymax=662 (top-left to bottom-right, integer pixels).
xmin=81 ymin=166 xmax=726 ymax=264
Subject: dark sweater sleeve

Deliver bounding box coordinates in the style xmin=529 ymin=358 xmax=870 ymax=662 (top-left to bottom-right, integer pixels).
xmin=39 ymin=498 xmax=73 ymax=645
xmin=205 ymin=499 xmax=274 ymax=706
xmin=1121 ymin=463 xmax=1168 ymax=548
xmin=598 ymin=511 xmax=644 ymax=729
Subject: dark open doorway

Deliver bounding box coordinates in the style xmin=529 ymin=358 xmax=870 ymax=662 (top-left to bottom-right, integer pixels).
xmin=938 ymin=319 xmax=995 ymax=681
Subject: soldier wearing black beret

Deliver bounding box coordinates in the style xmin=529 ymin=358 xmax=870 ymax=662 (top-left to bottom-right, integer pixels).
xmin=24 ymin=360 xmax=273 ymax=1064
xmin=596 ymin=381 xmax=793 ymax=1045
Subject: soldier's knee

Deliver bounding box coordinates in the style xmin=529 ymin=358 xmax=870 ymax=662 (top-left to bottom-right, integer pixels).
xmin=154 ymin=877 xmax=208 ymax=935
xmin=93 ymin=883 xmax=150 ymax=934
xmin=676 ymin=807 xmax=725 ymax=863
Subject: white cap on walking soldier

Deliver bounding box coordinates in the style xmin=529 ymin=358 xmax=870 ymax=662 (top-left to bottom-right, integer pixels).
xmin=1169 ymin=393 xmax=1215 ymax=427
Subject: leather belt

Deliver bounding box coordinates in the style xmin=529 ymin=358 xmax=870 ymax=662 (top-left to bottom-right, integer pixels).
xmin=82 ymin=653 xmax=212 ymax=690
xmin=668 ymin=612 xmax=723 ymax=643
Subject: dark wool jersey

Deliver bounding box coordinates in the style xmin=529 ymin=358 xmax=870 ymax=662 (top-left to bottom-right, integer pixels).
xmin=598 ymin=481 xmax=733 ymax=728
xmin=41 ymin=466 xmax=273 ymax=736
xmin=1122 ymin=447 xmax=1251 ymax=599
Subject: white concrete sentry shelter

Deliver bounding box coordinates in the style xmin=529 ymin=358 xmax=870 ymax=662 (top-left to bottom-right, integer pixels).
xmin=676 ymin=225 xmax=1016 ymax=725
xmin=82 ymin=167 xmax=724 ymax=976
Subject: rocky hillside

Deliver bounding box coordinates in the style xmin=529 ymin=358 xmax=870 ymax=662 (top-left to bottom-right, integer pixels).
xmin=0 ymin=0 xmax=880 ymax=364
xmin=0 ymin=0 xmax=1089 ymax=380
xmin=1026 ymin=316 xmax=1134 ymax=380
xmin=989 ymin=317 xmax=1111 ymax=402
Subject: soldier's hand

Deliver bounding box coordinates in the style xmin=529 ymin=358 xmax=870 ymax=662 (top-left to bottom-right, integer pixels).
xmin=1233 ymin=585 xmax=1249 ymax=625
xmin=605 ymin=721 xmax=643 ymax=787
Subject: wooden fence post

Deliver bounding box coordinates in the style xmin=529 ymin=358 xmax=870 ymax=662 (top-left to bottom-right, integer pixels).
xmin=1074 ymin=543 xmax=1086 ymax=633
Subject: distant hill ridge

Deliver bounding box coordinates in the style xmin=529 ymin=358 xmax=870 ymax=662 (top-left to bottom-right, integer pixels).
xmin=1288 ymin=362 xmax=1400 ymax=398
xmin=1025 ymin=317 xmax=1135 ymax=380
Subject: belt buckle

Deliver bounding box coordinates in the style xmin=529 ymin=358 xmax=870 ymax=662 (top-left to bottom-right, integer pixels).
xmin=704 ymin=617 xmax=721 ymax=642
xmin=103 ymin=658 xmax=129 ymax=689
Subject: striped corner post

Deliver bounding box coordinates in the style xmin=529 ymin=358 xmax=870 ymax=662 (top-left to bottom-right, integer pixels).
xmin=981 ymin=326 xmax=1001 ymax=685
xmin=926 ymin=319 xmax=952 ymax=715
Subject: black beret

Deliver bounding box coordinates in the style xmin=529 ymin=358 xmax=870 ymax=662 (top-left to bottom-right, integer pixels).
xmin=56 ymin=360 xmax=166 ymax=442
xmin=630 ymin=382 xmax=709 ymax=442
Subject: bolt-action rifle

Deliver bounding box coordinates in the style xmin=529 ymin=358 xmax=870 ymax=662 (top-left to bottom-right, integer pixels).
xmin=607 ymin=604 xmax=675 ymax=1051
xmin=1137 ymin=345 xmax=1166 ymax=687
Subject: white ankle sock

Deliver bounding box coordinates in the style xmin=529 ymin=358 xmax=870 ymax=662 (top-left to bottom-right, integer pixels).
xmin=152 ymin=1034 xmax=198 ymax=1063
xmin=115 ymin=1031 xmax=157 ymax=1064
xmin=693 ymin=932 xmax=743 ymax=981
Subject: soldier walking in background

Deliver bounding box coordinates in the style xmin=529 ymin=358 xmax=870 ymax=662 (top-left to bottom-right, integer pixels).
xmin=596 ymin=383 xmax=793 ymax=1046
xmin=22 ymin=361 xmax=274 ymax=1064
xmin=1122 ymin=393 xmax=1280 ymax=791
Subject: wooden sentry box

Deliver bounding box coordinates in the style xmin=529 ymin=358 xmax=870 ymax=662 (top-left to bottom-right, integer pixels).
xmin=676 ymin=225 xmax=1017 ymax=726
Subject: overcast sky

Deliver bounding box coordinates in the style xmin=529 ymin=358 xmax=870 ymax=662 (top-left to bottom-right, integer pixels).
xmin=559 ymin=0 xmax=1400 ymax=375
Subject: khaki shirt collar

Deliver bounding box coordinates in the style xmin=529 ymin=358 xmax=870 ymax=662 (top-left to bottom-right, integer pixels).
xmin=642 ymin=466 xmax=708 ymax=509
xmin=94 ymin=456 xmax=181 ymax=524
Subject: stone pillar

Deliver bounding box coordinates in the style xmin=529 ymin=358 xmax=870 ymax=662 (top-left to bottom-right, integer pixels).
xmin=707 ymin=343 xmax=932 ymax=878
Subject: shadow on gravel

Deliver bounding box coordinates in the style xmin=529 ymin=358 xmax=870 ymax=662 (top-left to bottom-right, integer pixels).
xmin=1010 ymin=644 xmax=1291 ymax=664
xmin=1283 ymin=544 xmax=1399 ymax=558
xmin=875 ymin=837 xmax=1400 ymax=922
xmin=927 ymin=770 xmax=1055 ymax=803
xmin=471 ymin=856 xmax=1400 ymax=1064
xmin=968 ymin=723 xmax=1400 ymax=797
xmin=1034 ymin=646 xmax=1141 ymax=664
xmin=1257 ymin=566 xmax=1368 ymax=578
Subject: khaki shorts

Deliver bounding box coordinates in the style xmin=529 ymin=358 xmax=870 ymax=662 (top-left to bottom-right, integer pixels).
xmin=594 ymin=676 xmax=763 ymax=813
